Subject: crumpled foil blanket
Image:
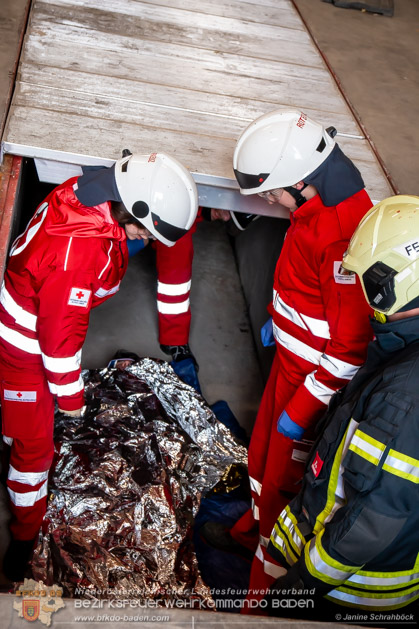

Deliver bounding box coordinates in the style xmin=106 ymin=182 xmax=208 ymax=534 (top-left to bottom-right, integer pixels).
xmin=31 ymin=359 xmax=247 ymax=604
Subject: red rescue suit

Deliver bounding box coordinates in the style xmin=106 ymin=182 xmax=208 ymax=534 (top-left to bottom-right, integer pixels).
xmin=230 ymin=190 xmax=374 ymax=601
xmin=0 ymin=178 xmax=128 ymax=540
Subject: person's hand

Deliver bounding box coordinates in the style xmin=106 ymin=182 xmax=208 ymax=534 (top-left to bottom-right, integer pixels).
xmin=210 ymin=208 xmax=231 ymax=222
xmin=277 ymin=410 xmax=304 ymax=440
xmin=58 ymin=408 xmax=83 ymax=417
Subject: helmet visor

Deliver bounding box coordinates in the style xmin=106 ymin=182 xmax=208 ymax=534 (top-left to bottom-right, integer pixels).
xmin=362 ymin=261 xmax=397 ymax=312
xmin=151 ymin=212 xmax=188 ymax=243
xmin=233 ymin=169 xmax=269 ymax=190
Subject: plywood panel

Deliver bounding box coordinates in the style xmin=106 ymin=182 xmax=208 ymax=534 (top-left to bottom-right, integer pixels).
xmin=2 ymin=0 xmax=392 ymax=204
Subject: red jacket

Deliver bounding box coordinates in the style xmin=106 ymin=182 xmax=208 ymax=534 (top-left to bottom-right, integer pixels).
xmin=0 ymin=178 xmax=128 ymax=411
xmin=271 ymin=189 xmax=374 ymax=429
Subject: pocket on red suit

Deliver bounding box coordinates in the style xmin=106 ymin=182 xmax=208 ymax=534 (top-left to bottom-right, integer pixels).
xmin=0 ymin=378 xmax=54 ymax=439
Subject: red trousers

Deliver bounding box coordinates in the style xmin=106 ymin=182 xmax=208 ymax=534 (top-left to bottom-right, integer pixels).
xmin=0 ymin=340 xmax=54 ymax=540
xmin=154 ymin=226 xmax=195 ymax=346
xmin=230 ymin=352 xmax=314 ymax=607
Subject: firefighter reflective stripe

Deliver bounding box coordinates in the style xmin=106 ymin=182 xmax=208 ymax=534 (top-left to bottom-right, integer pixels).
xmin=249 ymin=476 xmax=262 ymax=496
xmin=157 ymin=299 xmax=189 ymax=315
xmin=47 ymin=375 xmax=84 ymax=396
xmin=42 ymin=349 xmax=82 ymax=373
xmin=94 ymin=283 xmax=120 ymax=298
xmin=272 ymin=322 xmax=322 ymax=365
xmin=251 ymin=498 xmax=260 ymax=521
xmin=326 ymin=583 xmax=419 ymax=608
xmin=0 ymin=282 xmax=37 ymax=331
xmin=305 ymin=531 xmax=361 ymax=586
xmin=383 ymin=449 xmax=419 ymax=484
xmin=320 ymin=353 xmax=360 ymax=380
xmin=272 ymin=291 xmax=330 ymax=339
xmin=8 ymin=480 xmax=48 ymax=507
xmin=158 ymin=280 xmax=191 ymax=296
xmin=347 ymin=566 xmax=419 ymax=589
xmin=270 ymin=505 xmax=305 ymax=565
xmin=304 ymin=372 xmax=335 ymax=404
xmin=349 ymin=429 xmax=386 ymax=466
xmin=313 ymin=419 xmax=359 ymax=534
xmin=0 ymin=321 xmax=41 ymax=354
xmin=8 ymin=466 xmax=49 ymax=486
xmin=270 ymin=521 xmax=299 ymax=566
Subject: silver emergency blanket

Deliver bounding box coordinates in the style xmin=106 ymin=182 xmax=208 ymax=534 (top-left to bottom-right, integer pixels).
xmin=31 ymin=359 xmax=247 ymax=603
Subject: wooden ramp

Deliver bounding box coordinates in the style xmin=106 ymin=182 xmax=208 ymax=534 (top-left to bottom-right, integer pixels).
xmin=1 ymin=0 xmax=393 ymax=214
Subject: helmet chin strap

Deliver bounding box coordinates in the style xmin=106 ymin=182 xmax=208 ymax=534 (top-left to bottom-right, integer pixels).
xmin=284 ymin=183 xmax=308 ymax=208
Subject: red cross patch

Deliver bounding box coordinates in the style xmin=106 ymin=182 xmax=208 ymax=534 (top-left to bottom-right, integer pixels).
xmin=68 ymin=287 xmax=91 ymax=308
xmin=4 ymin=389 xmax=37 ymax=402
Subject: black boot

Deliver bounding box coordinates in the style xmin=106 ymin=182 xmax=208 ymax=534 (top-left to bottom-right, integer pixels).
xmin=2 ymin=538 xmax=36 ymax=582
xmin=200 ymin=521 xmax=254 ymax=561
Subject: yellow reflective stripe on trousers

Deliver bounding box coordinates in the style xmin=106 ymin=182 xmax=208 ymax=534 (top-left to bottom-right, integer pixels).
xmin=348 ymin=429 xmax=386 ymax=466
xmin=383 ymin=449 xmax=419 ymax=484
xmin=305 ymin=531 xmax=361 ymax=586
xmin=313 ymin=419 xmax=359 ymax=535
xmin=326 ymin=583 xmax=419 ymax=609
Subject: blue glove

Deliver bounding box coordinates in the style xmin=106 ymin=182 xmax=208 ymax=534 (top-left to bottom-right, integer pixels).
xmin=261 ymin=317 xmax=275 ymax=347
xmin=127 ymin=238 xmax=146 ymax=257
xmin=277 ymin=410 xmax=304 ymax=440
xmin=171 ymin=357 xmax=201 ymax=394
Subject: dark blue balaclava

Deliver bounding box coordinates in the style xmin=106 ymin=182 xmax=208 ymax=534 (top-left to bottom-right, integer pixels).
xmin=74 ymin=164 xmax=122 ymax=207
xmin=304 ymin=144 xmax=365 ymax=207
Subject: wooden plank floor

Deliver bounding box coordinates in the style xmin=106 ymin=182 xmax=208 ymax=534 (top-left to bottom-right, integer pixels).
xmin=2 ymin=0 xmax=393 ymax=205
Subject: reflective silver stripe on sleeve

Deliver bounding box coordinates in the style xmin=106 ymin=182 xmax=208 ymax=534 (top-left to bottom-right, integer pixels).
xmin=8 ymin=480 xmax=48 ymax=507
xmin=320 ymin=353 xmax=360 ymax=380
xmin=0 ymin=321 xmax=41 ymax=354
xmin=0 ymin=282 xmax=37 ymax=331
xmin=273 ymin=290 xmax=331 ymax=339
xmin=157 ymin=280 xmax=191 ymax=296
xmin=251 ymin=498 xmax=260 ymax=521
xmin=304 ymin=372 xmax=336 ymax=405
xmin=95 ymin=283 xmax=120 ymax=298
xmin=272 ymin=322 xmax=322 ymax=365
xmin=157 ymin=298 xmax=190 ymax=315
xmin=249 ymin=476 xmax=262 ymax=496
xmin=48 ymin=375 xmax=84 ymax=397
xmin=42 ymin=350 xmax=82 ymax=373
xmin=327 ymin=587 xmax=418 ymax=607
xmin=8 ymin=465 xmax=49 ymax=486
xmin=3 ymin=436 xmax=13 ymax=446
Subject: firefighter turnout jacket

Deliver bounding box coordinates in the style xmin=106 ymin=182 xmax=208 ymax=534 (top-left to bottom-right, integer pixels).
xmin=267 ymin=315 xmax=419 ymax=611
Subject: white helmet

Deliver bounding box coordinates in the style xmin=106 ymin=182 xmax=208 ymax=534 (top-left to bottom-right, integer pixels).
xmin=114 ymin=152 xmax=198 ymax=246
xmin=233 ymin=109 xmax=336 ymax=195
xmin=342 ymin=195 xmax=419 ymax=315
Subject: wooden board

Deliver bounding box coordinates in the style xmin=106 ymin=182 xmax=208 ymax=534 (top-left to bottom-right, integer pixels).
xmin=2 ymin=0 xmax=393 ymax=208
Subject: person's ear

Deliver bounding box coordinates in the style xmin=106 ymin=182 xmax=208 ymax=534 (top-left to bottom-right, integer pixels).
xmin=294 ymin=181 xmax=306 ymax=190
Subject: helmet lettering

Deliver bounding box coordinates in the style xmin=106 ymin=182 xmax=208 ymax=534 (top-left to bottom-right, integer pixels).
xmin=296 ymin=113 xmax=307 ymax=129
xmin=148 ymin=153 xmax=157 ymax=163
